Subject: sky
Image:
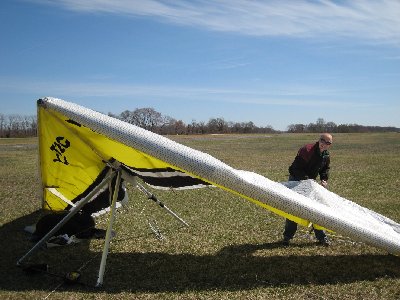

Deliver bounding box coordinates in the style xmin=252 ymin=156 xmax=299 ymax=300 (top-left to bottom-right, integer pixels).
xmin=1 ymin=0 xmax=399 ymax=131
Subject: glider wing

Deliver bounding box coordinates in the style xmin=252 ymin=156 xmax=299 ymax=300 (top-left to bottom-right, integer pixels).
xmin=37 ymin=97 xmax=400 ymax=255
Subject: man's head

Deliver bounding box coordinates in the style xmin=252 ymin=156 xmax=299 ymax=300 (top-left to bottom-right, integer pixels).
xmin=318 ymin=133 xmax=333 ymax=152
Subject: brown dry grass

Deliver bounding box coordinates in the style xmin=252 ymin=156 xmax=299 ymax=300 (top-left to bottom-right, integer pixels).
xmin=0 ymin=133 xmax=399 ymax=299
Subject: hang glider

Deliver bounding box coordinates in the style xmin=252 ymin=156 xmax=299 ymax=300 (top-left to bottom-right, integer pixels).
xmin=18 ymin=97 xmax=400 ymax=286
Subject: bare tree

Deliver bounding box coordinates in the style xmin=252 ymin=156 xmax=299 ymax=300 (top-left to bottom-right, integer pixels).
xmin=187 ymin=120 xmax=207 ymax=134
xmin=325 ymin=121 xmax=337 ymax=133
xmin=119 ymin=108 xmax=163 ymax=132
xmin=287 ymin=123 xmax=306 ymax=133
xmin=207 ymin=117 xmax=228 ymax=133
xmin=172 ymin=120 xmax=186 ymax=135
xmin=0 ymin=114 xmax=5 ymax=137
xmin=316 ymin=118 xmax=326 ymax=132
xmin=119 ymin=110 xmax=135 ymax=124
xmin=8 ymin=115 xmax=21 ymax=137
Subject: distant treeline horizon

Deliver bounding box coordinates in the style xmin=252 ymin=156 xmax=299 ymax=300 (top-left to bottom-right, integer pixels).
xmin=1 ymin=109 xmax=398 ymax=138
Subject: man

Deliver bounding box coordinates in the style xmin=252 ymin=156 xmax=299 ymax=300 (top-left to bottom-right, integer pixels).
xmin=282 ymin=133 xmax=333 ymax=246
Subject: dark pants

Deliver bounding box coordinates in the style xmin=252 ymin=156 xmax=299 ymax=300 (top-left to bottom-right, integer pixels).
xmin=284 ymin=175 xmax=327 ymax=242
xmin=283 ymin=218 xmax=326 ymax=241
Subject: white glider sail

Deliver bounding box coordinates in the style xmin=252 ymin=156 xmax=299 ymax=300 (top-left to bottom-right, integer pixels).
xmin=37 ymin=97 xmax=400 ymax=255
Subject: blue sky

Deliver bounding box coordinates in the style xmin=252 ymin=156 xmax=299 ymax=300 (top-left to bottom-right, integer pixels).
xmin=1 ymin=0 xmax=399 ymax=131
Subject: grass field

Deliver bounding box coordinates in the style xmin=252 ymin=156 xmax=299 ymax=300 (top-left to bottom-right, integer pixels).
xmin=0 ymin=133 xmax=399 ymax=299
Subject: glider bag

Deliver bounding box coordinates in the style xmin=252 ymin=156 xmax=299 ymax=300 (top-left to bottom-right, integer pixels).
xmin=32 ymin=211 xmax=95 ymax=241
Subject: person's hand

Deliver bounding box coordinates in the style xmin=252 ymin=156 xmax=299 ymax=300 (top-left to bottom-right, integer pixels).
xmin=321 ymin=180 xmax=328 ymax=188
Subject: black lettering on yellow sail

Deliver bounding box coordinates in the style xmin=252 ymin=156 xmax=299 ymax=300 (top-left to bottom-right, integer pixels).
xmin=50 ymin=136 xmax=71 ymax=165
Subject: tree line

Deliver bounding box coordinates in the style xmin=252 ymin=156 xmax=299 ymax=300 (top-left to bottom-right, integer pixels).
xmin=287 ymin=118 xmax=399 ymax=133
xmin=1 ymin=110 xmax=398 ymax=138
xmin=0 ymin=114 xmax=37 ymax=138
xmin=109 ymin=108 xmax=276 ymax=135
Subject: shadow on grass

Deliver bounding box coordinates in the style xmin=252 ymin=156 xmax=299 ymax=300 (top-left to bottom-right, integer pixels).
xmin=2 ymin=211 xmax=400 ymax=293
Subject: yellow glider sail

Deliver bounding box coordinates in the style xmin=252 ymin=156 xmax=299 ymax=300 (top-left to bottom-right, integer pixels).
xmin=38 ymin=103 xmax=211 ymax=211
xmin=38 ymin=99 xmax=308 ymax=226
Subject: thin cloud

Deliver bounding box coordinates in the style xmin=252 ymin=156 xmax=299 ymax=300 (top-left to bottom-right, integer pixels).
xmin=32 ymin=0 xmax=400 ymax=46
xmin=0 ymin=77 xmax=377 ymax=108
xmin=200 ymin=57 xmax=251 ymax=70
